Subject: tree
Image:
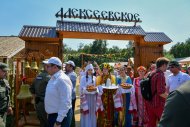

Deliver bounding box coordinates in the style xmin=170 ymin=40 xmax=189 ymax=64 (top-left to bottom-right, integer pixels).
xmin=170 ymin=38 xmax=190 ymax=58
xmin=78 ymin=43 xmax=84 ymax=52
xmin=108 ymin=46 xmax=120 ymax=53
xmin=90 ymin=40 xmax=108 ymax=54
xmin=63 ymin=43 xmax=77 ymax=54
xmin=163 ymin=49 xmax=174 ymax=60
xmin=126 ymin=40 xmax=133 ymax=48
xmin=63 ymin=39 xmax=135 ymax=67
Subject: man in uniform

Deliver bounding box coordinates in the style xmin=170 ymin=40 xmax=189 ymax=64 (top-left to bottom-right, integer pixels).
xmin=30 ymin=60 xmax=50 ymax=127
xmin=0 ymin=62 xmax=12 ymax=127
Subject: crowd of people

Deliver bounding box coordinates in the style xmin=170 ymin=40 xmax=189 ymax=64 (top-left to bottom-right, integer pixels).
xmin=1 ymin=56 xmax=190 ymax=127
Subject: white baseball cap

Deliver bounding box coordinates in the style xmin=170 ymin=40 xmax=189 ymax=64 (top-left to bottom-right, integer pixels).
xmin=65 ymin=60 xmax=75 ymax=67
xmin=47 ymin=57 xmax=62 ymax=67
xmin=42 ymin=59 xmax=49 ymax=64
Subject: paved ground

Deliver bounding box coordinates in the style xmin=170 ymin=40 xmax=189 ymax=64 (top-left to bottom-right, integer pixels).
xmin=75 ymin=95 xmax=80 ymax=127
xmin=75 ymin=82 xmax=81 ymax=127
xmin=22 ymin=78 xmax=81 ymax=127
xmin=22 ymin=97 xmax=80 ymax=127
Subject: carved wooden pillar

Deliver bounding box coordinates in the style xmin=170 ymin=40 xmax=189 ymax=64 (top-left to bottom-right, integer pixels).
xmin=15 ymin=58 xmax=21 ymax=127
xmin=59 ymin=39 xmax=63 ymax=61
xmin=134 ymin=38 xmax=141 ymax=77
xmin=136 ymin=38 xmax=164 ymax=72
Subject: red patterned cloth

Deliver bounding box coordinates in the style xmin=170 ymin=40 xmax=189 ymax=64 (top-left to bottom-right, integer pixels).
xmin=80 ymin=90 xmax=89 ymax=115
xmin=97 ymin=87 xmax=123 ymax=127
xmin=129 ymin=86 xmax=137 ymax=113
xmin=113 ymin=88 xmax=123 ymax=111
xmin=133 ymin=77 xmax=146 ymax=127
xmin=96 ymin=90 xmax=104 ymax=114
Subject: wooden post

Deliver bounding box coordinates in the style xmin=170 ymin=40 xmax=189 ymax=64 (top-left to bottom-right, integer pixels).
xmin=134 ymin=38 xmax=141 ymax=77
xmin=15 ymin=58 xmax=20 ymax=127
xmin=59 ymin=39 xmax=63 ymax=61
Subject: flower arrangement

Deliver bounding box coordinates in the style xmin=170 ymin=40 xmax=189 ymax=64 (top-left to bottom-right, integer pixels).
xmin=100 ymin=63 xmax=113 ymax=73
xmin=99 ymin=63 xmax=114 ymax=84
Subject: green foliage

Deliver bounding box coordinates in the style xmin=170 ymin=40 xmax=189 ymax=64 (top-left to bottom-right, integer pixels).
xmin=163 ymin=49 xmax=174 ymax=60
xmin=63 ymin=40 xmax=134 ymax=67
xmin=90 ymin=40 xmax=108 ymax=54
xmin=170 ymin=38 xmax=190 ymax=58
xmin=64 ymin=37 xmax=190 ymax=67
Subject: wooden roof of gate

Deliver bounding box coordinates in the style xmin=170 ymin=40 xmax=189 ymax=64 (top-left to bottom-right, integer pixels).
xmin=19 ymin=20 xmax=172 ymax=43
xmin=56 ymin=20 xmax=146 ymax=40
xmin=19 ymin=25 xmax=59 ymax=42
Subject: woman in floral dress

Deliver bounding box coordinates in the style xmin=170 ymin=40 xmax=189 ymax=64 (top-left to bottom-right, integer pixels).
xmin=96 ymin=63 xmax=118 ymax=127
xmin=133 ymin=66 xmax=147 ymax=127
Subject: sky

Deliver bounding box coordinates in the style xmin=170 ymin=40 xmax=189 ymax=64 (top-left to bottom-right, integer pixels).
xmin=0 ymin=0 xmax=190 ymax=51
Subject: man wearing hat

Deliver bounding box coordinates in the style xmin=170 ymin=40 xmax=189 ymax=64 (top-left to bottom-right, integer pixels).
xmin=30 ymin=59 xmax=51 ymax=127
xmin=45 ymin=57 xmax=73 ymax=127
xmin=0 ymin=62 xmax=12 ymax=127
xmin=65 ymin=60 xmax=77 ymax=127
xmin=166 ymin=61 xmax=190 ymax=93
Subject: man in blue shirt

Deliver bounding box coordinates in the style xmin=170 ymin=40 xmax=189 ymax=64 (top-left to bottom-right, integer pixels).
xmin=65 ymin=60 xmax=77 ymax=127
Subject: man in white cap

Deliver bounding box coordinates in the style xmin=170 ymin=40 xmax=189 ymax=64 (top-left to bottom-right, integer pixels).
xmin=64 ymin=60 xmax=77 ymax=127
xmin=45 ymin=57 xmax=73 ymax=127
xmin=30 ymin=59 xmax=50 ymax=127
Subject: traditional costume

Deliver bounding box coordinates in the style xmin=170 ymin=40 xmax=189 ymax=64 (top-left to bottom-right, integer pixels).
xmin=133 ymin=66 xmax=147 ymax=127
xmin=96 ymin=63 xmax=122 ymax=127
xmin=80 ymin=64 xmax=97 ymax=127
xmin=115 ymin=73 xmax=136 ymax=127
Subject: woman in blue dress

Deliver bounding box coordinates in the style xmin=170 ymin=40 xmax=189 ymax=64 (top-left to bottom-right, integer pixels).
xmin=115 ymin=66 xmax=134 ymax=127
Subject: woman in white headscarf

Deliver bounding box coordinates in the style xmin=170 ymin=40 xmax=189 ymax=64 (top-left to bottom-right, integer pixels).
xmin=80 ymin=64 xmax=97 ymax=127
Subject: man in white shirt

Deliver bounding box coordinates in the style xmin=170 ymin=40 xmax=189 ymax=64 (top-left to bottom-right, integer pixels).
xmin=45 ymin=57 xmax=73 ymax=127
xmin=167 ymin=61 xmax=190 ymax=93
xmin=164 ymin=69 xmax=172 ymax=87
